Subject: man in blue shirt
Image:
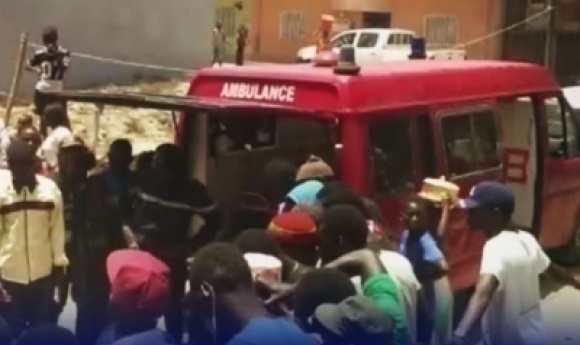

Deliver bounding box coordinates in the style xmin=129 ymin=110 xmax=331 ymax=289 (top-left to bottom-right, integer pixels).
xmin=187 ymin=243 xmax=318 ymax=345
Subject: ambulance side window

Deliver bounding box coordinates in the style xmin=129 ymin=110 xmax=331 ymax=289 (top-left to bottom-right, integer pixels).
xmin=369 ymin=117 xmax=414 ymax=196
xmin=441 ymin=110 xmax=500 ymax=176
xmin=545 ymin=97 xmax=580 ymax=158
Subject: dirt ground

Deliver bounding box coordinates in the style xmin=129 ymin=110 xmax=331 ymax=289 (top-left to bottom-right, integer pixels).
xmin=540 ymin=267 xmax=580 ymax=344
xmin=0 ymin=80 xmax=188 ymax=158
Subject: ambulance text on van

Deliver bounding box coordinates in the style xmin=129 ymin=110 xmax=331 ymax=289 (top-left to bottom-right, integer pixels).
xmin=219 ymin=83 xmax=296 ymax=103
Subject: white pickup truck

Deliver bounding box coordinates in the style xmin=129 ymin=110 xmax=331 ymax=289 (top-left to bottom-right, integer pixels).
xmin=296 ymin=28 xmax=466 ymax=64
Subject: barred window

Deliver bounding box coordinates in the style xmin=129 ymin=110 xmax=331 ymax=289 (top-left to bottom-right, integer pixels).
xmin=216 ymin=7 xmax=236 ymax=36
xmin=280 ymin=11 xmax=306 ymax=41
xmin=425 ymin=15 xmax=458 ymax=48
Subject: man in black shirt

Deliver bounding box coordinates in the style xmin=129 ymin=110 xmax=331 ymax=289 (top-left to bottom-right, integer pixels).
xmin=26 ymin=26 xmax=71 ymax=135
xmin=57 ymin=142 xmax=117 ymax=345
xmin=126 ymin=144 xmax=221 ymax=343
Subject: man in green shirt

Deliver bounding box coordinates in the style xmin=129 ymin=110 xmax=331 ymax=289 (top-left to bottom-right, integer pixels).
xmin=327 ymin=249 xmax=409 ymax=345
xmin=261 ymin=248 xmax=409 ymax=345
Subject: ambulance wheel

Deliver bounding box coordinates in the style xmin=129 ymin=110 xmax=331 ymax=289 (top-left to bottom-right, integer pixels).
xmin=565 ymin=210 xmax=580 ymax=265
xmin=551 ymin=210 xmax=580 ymax=267
xmin=574 ymin=213 xmax=580 ymax=248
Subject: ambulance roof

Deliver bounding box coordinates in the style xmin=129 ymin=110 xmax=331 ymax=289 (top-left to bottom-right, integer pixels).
xmin=190 ymin=60 xmax=559 ymax=116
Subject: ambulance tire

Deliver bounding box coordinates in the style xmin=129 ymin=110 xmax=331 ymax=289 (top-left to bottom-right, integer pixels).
xmin=573 ymin=210 xmax=580 ymax=249
xmin=561 ymin=209 xmax=580 ymax=266
xmin=549 ymin=209 xmax=580 ymax=267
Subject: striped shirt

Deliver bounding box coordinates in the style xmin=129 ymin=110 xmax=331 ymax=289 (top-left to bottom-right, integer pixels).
xmin=0 ymin=172 xmax=68 ymax=284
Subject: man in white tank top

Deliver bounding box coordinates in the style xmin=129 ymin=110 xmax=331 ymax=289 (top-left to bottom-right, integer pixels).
xmin=451 ymin=182 xmax=580 ymax=345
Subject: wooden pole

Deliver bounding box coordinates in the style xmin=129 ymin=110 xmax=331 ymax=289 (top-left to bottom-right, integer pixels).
xmin=92 ymin=104 xmax=103 ymax=152
xmin=4 ymin=32 xmax=29 ymax=125
xmin=544 ymin=0 xmax=555 ymax=69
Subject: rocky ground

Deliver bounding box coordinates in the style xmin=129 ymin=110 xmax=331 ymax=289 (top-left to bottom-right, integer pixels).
xmin=0 ymin=79 xmax=189 ymax=158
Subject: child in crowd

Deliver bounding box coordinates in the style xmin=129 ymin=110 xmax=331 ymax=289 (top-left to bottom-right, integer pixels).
xmin=313 ymin=295 xmax=394 ymax=345
xmin=39 ymin=103 xmax=74 ymax=172
xmin=279 ymin=155 xmax=334 ymax=213
xmin=187 ymin=243 xmax=318 ymax=345
xmin=400 ymin=196 xmax=453 ymax=345
xmin=235 ymin=228 xmax=310 ymax=283
xmin=293 ymin=268 xmax=357 ymax=330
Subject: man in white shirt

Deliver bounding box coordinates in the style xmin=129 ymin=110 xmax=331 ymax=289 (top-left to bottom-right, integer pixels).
xmin=40 ymin=104 xmax=74 ymax=172
xmin=450 ymin=181 xmax=580 ymax=345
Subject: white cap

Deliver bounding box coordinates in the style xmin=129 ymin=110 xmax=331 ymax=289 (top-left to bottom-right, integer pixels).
xmin=244 ymin=253 xmax=282 ymax=282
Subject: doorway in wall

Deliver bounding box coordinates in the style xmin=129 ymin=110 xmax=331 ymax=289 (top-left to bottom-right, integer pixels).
xmin=362 ymin=12 xmax=391 ymax=28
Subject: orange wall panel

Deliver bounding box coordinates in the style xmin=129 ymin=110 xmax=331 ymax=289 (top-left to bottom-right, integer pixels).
xmin=254 ymin=0 xmax=332 ymax=62
xmin=253 ymin=0 xmax=501 ymax=62
xmin=390 ymin=0 xmax=501 ymax=59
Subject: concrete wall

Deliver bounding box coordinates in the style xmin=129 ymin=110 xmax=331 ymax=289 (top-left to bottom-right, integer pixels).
xmin=215 ymin=0 xmax=255 ymax=59
xmin=0 ymin=0 xmax=214 ymax=97
xmin=254 ymin=0 xmax=332 ymax=62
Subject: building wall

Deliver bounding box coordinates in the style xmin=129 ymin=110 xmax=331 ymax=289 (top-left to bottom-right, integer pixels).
xmin=253 ymin=0 xmax=332 ymax=62
xmin=215 ymin=0 xmax=255 ymax=59
xmin=250 ymin=0 xmax=501 ymax=62
xmin=0 ymin=0 xmax=213 ymax=97
xmin=390 ymin=0 xmax=501 ymax=59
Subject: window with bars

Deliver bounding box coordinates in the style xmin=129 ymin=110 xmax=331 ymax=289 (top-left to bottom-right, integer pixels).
xmin=279 ymin=11 xmax=306 ymax=41
xmin=425 ymin=15 xmax=458 ymax=48
xmin=216 ymin=7 xmax=237 ymax=36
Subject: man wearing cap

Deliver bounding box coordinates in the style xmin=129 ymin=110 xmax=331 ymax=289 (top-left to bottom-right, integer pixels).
xmin=279 ymin=155 xmax=334 ymax=214
xmin=312 ymin=295 xmax=394 ymax=345
xmin=267 ymin=211 xmax=319 ymax=266
xmin=0 ymin=140 xmax=68 ymax=334
xmin=96 ymin=249 xmax=173 ymax=345
xmin=449 ymin=181 xmax=580 ymax=345
xmin=187 ymin=243 xmax=318 ymax=345
xmin=261 ymin=247 xmax=409 ymax=345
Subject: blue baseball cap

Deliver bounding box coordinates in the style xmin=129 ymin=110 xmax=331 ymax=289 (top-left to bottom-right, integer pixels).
xmin=458 ymin=181 xmax=515 ymax=213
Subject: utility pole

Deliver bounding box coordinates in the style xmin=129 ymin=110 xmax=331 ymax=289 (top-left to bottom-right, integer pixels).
xmin=544 ymin=0 xmax=555 ymax=68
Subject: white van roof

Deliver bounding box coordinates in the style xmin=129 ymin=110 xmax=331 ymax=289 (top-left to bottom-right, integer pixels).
xmin=338 ymin=28 xmax=416 ymax=36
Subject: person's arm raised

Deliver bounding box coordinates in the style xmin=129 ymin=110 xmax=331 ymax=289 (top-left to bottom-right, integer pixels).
xmin=325 ymin=248 xmax=386 ymax=282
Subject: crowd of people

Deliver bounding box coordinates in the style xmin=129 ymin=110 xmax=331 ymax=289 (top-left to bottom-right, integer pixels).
xmin=0 ymin=101 xmax=576 ymax=345
xmin=0 ymin=25 xmax=576 ymax=345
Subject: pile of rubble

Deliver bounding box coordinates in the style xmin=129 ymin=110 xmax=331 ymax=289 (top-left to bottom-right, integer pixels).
xmin=0 ymin=80 xmax=189 ymax=158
